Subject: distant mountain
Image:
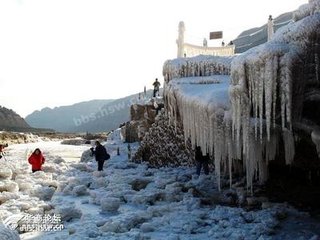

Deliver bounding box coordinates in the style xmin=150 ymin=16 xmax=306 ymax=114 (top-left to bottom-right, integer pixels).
xmin=0 ymin=106 xmax=31 ymax=131
xmin=25 ymin=99 xmax=114 ymax=132
xmin=26 ymin=91 xmax=155 ymax=133
xmin=233 ymin=12 xmax=293 ymax=53
xmin=68 ymin=90 xmax=154 ymax=133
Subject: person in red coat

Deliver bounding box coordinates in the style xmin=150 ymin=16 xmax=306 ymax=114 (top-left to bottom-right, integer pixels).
xmin=28 ymin=148 xmax=45 ymax=173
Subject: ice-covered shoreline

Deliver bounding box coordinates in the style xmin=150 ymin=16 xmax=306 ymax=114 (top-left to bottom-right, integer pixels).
xmin=0 ymin=134 xmax=318 ymax=240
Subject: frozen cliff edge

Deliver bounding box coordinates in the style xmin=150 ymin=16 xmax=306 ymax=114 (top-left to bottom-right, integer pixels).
xmin=162 ymin=3 xmax=320 ymax=192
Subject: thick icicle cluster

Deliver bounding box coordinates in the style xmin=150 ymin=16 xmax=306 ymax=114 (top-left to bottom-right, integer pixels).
xmin=163 ymin=55 xmax=233 ymax=83
xmin=163 ymin=2 xmax=320 ymax=191
xmin=230 ymin=12 xmax=320 ymax=169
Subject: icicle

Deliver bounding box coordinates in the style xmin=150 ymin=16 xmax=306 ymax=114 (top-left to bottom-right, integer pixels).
xmin=283 ymin=128 xmax=295 ymax=165
xmin=272 ymin=56 xmax=278 ymax=129
xmin=315 ymin=53 xmax=319 ymax=83
xmin=285 ymin=56 xmax=293 ymax=131
xmin=280 ymin=62 xmax=287 ymax=130
xmin=264 ymin=57 xmax=273 ymax=141
xmin=265 ymin=131 xmax=278 ymax=163
xmin=311 ymin=130 xmax=320 ymax=158
xmin=259 ymin=65 xmax=264 ymax=141
xmin=224 ymin=111 xmax=233 ymax=188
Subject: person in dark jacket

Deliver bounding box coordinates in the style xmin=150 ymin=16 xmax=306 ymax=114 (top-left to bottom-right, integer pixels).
xmin=90 ymin=141 xmax=109 ymax=171
xmin=195 ymin=146 xmax=209 ymax=175
xmin=28 ymin=148 xmax=45 ymax=173
xmin=152 ymin=78 xmax=161 ymax=97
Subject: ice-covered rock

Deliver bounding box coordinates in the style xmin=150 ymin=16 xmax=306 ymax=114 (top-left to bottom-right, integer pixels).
xmin=27 ymin=207 xmax=44 ymax=215
xmin=100 ymin=220 xmax=126 ymax=233
xmin=100 ymin=197 xmax=121 ymax=212
xmin=80 ymin=149 xmax=93 ymax=163
xmin=55 ymin=205 xmax=82 ymax=222
xmin=90 ymin=177 xmax=107 ymax=189
xmin=0 ymin=180 xmax=19 ymax=193
xmin=130 ymin=178 xmax=151 ymax=191
xmin=70 ymin=163 xmax=89 ymax=172
xmin=31 ymin=171 xmax=53 ymax=181
xmin=140 ymin=222 xmax=155 ymax=233
xmin=0 ymin=167 xmax=12 ymax=180
xmin=0 ymin=224 xmax=20 ymax=240
xmin=30 ymin=186 xmax=55 ymax=201
xmin=131 ymin=191 xmax=165 ymax=205
xmin=53 ymin=156 xmax=66 ymax=164
xmin=72 ymin=185 xmax=88 ymax=196
xmin=92 ymin=171 xmax=107 ymax=177
xmin=15 ymin=180 xmax=33 ymax=193
xmin=0 ymin=192 xmax=20 ymax=204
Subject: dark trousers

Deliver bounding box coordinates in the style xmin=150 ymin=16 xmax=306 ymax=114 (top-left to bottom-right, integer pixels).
xmin=32 ymin=169 xmax=41 ymax=173
xmin=196 ymin=161 xmax=209 ymax=175
xmin=97 ymin=160 xmax=105 ymax=171
xmin=153 ymin=89 xmax=159 ymax=97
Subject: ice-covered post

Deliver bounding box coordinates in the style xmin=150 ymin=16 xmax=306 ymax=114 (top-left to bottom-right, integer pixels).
xmin=177 ymin=21 xmax=185 ymax=58
xmin=267 ymin=15 xmax=274 ymax=41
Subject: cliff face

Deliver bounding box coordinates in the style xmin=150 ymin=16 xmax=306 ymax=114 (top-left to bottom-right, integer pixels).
xmin=0 ymin=106 xmax=31 ymax=131
xmin=160 ymin=1 xmax=320 ymax=192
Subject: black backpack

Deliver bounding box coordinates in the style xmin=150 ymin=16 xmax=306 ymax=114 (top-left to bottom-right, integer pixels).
xmin=104 ymin=147 xmax=110 ymax=160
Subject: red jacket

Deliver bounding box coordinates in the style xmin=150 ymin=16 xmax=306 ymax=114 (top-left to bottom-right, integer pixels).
xmin=28 ymin=153 xmax=45 ymax=171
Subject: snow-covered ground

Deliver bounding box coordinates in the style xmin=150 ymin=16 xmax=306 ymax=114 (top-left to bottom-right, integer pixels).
xmin=0 ymin=132 xmax=319 ymax=240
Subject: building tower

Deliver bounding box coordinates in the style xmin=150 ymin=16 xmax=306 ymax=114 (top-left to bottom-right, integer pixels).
xmin=176 ymin=21 xmax=185 ymax=58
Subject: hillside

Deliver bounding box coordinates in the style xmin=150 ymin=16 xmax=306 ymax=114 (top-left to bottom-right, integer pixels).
xmin=68 ymin=90 xmax=154 ymax=133
xmin=233 ymin=12 xmax=293 ymax=53
xmin=25 ymin=99 xmax=114 ymax=132
xmin=0 ymin=106 xmax=31 ymax=131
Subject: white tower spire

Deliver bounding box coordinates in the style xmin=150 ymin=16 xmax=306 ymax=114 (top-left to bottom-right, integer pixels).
xmin=177 ymin=21 xmax=185 ymax=58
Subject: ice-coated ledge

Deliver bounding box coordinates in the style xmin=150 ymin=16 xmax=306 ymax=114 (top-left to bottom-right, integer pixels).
xmin=163 ymin=1 xmax=320 ymax=191
xmin=163 ymin=55 xmax=234 ymax=83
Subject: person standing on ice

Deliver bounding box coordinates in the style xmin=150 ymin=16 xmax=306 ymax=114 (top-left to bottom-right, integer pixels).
xmin=90 ymin=141 xmax=109 ymax=171
xmin=0 ymin=143 xmax=8 ymax=159
xmin=28 ymin=148 xmax=45 ymax=173
xmin=152 ymin=78 xmax=161 ymax=97
xmin=195 ymin=146 xmax=209 ymax=176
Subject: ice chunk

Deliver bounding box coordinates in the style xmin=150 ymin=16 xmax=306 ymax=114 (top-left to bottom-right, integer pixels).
xmin=0 ymin=180 xmax=19 ymax=193
xmin=55 ymin=205 xmax=82 ymax=222
xmin=0 ymin=167 xmax=12 ymax=180
xmin=30 ymin=186 xmax=55 ymax=201
xmin=100 ymin=197 xmax=121 ymax=212
xmin=72 ymin=185 xmax=88 ymax=196
xmin=0 ymin=224 xmax=20 ymax=240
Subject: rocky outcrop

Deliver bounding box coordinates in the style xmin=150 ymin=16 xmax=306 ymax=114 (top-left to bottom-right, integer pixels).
xmin=122 ymin=99 xmax=164 ymax=143
xmin=133 ymin=113 xmax=194 ymax=167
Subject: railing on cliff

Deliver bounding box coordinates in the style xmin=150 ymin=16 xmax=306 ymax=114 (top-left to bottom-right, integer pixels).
xmin=176 ymin=21 xmax=235 ymax=58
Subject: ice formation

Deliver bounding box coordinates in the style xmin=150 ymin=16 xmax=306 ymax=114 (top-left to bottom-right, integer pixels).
xmin=163 ymin=2 xmax=320 ymax=191
xmin=311 ymin=130 xmax=320 ymax=157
